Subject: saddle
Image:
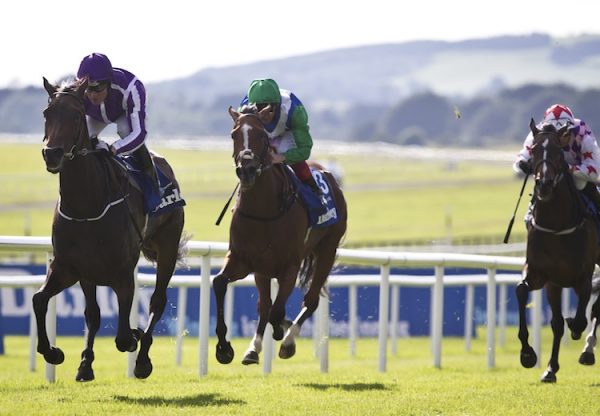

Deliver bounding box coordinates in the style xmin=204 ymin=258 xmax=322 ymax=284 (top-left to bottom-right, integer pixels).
xmin=284 ymin=166 xmax=339 ymax=228
xmin=113 ymin=155 xmax=186 ymax=216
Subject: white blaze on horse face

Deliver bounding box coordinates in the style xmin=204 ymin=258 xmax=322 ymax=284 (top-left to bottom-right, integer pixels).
xmin=236 ymin=123 xmax=256 ymax=162
xmin=542 ymin=138 xmax=549 ymax=178
xmin=242 ymin=123 xmax=252 ymax=151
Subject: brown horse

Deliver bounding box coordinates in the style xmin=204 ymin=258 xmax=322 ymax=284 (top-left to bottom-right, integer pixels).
xmin=213 ymin=106 xmax=347 ymax=365
xmin=34 ymin=78 xmax=186 ymax=381
xmin=516 ymin=119 xmax=600 ymax=382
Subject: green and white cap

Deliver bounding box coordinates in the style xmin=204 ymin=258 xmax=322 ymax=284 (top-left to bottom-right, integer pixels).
xmin=247 ymin=79 xmax=281 ymax=104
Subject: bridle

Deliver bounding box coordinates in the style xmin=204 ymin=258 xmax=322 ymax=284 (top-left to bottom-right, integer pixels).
xmin=43 ymin=90 xmax=100 ymax=160
xmin=232 ymin=113 xmax=272 ymax=179
xmin=530 ymin=134 xmax=585 ymax=235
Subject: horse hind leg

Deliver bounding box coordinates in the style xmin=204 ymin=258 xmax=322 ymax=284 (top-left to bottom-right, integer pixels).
xmin=280 ymin=241 xmax=337 ymax=360
xmin=75 ymin=282 xmax=100 ymax=382
xmin=516 ymin=280 xmax=537 ymax=368
xmin=579 ymin=294 xmax=600 ymax=365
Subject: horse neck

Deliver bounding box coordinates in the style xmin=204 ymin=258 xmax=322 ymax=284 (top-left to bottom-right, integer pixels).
xmin=237 ymin=168 xmax=285 ymax=215
xmin=58 ymin=155 xmax=111 ymax=214
xmin=535 ymin=177 xmax=582 ymax=229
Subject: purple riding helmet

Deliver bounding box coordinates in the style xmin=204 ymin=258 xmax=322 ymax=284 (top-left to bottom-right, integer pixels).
xmin=77 ymin=53 xmax=113 ymax=86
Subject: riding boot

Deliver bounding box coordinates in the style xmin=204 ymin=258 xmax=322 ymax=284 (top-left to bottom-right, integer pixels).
xmin=303 ymin=174 xmax=321 ymax=196
xmin=582 ymin=182 xmax=600 ymax=218
xmin=134 ymin=145 xmax=160 ymax=194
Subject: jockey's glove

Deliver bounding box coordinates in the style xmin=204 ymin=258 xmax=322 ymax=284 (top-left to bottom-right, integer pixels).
xmin=518 ymin=159 xmax=533 ymax=175
xmin=94 ymin=139 xmax=110 ymax=153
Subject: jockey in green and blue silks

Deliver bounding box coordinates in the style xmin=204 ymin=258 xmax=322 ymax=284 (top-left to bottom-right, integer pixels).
xmin=239 ymin=78 xmax=320 ymax=193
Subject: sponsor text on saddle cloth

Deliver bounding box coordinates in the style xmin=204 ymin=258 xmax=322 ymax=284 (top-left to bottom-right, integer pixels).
xmin=117 ymin=155 xmax=186 ymax=216
xmin=286 ymin=167 xmax=339 ymax=228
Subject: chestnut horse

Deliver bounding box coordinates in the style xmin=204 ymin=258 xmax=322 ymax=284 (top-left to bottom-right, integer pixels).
xmin=35 ymin=78 xmax=185 ymax=381
xmin=213 ymin=106 xmax=347 ymax=365
xmin=516 ymin=119 xmax=600 ymax=382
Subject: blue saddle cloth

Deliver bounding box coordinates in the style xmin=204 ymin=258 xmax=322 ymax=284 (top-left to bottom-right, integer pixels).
xmin=118 ymin=155 xmax=186 ymax=216
xmin=285 ymin=166 xmax=339 ymax=228
xmin=581 ymin=191 xmax=600 ymax=238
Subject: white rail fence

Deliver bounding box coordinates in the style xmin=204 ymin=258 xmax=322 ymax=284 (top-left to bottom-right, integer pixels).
xmin=0 ymin=236 xmax=539 ymax=383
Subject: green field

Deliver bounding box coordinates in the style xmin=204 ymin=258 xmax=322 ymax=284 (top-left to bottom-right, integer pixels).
xmin=0 ymin=142 xmax=528 ymax=248
xmin=1 ymin=331 xmax=600 ymax=415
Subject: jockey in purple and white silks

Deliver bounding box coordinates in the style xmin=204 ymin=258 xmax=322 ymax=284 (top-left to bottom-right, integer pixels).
xmin=76 ymin=53 xmax=158 ymax=190
xmin=513 ymin=103 xmax=600 ymax=221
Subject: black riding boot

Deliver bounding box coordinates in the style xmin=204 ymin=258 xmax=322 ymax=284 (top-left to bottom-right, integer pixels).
xmin=133 ymin=145 xmax=160 ymax=193
xmin=582 ymin=182 xmax=600 ymax=217
xmin=303 ymin=174 xmax=321 ymax=195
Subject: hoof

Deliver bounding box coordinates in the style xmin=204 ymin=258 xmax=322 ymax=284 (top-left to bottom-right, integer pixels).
xmin=216 ymin=341 xmax=234 ymax=364
xmin=242 ymin=350 xmax=259 ymax=365
xmin=540 ymin=369 xmax=557 ymax=383
xmin=579 ymin=351 xmax=596 ymax=366
xmin=134 ymin=359 xmax=153 ymax=379
xmin=272 ymin=326 xmax=284 ymax=341
xmin=279 ymin=343 xmax=296 ymax=359
xmin=43 ymin=347 xmax=65 ymax=365
xmin=520 ymin=347 xmax=537 ymax=369
xmin=566 ymin=318 xmax=583 ymax=340
xmin=75 ymin=367 xmax=95 ymax=382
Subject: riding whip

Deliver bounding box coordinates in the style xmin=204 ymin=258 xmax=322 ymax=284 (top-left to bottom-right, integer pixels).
xmin=503 ymin=174 xmax=529 ymax=244
xmin=215 ymin=183 xmax=240 ymax=226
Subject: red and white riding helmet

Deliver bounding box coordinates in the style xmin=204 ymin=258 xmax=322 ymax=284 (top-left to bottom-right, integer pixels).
xmin=543 ymin=104 xmax=575 ymax=129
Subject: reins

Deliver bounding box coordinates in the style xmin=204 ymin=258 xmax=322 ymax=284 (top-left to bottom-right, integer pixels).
xmin=45 ymin=89 xmax=144 ymax=245
xmin=531 ymin=156 xmax=587 ymax=236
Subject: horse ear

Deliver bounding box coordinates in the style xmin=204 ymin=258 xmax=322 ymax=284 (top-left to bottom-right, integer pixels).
xmin=43 ymin=77 xmax=57 ymax=97
xmin=558 ymin=125 xmax=571 ymax=146
xmin=529 ymin=118 xmax=539 ymax=135
xmin=257 ymin=104 xmax=272 ymax=124
xmin=228 ymin=106 xmax=240 ymax=122
xmin=75 ymin=79 xmax=88 ymax=98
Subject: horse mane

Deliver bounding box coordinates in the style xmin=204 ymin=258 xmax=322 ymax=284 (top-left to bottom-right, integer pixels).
xmin=239 ymin=104 xmax=258 ymax=115
xmin=57 ymin=78 xmax=84 ymax=93
xmin=541 ymin=123 xmax=558 ymax=133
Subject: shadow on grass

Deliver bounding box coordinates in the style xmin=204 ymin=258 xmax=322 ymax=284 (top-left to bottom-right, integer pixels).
xmin=298 ymin=382 xmax=388 ymax=392
xmin=112 ymin=393 xmax=245 ymax=407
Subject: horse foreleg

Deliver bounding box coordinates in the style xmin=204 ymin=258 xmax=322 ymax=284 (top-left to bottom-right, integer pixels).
xmin=541 ymin=285 xmax=564 ymax=383
xmin=566 ymin=279 xmax=591 ymax=340
xmin=516 ymin=279 xmax=537 ymax=368
xmin=113 ymin=280 xmax=139 ymax=354
xmin=269 ymin=272 xmax=296 ymax=341
xmin=31 ymin=264 xmax=74 ymax=365
xmin=76 ymin=282 xmax=100 ymax=382
xmin=213 ymin=272 xmax=235 ymax=364
xmin=242 ymin=274 xmax=271 ymax=365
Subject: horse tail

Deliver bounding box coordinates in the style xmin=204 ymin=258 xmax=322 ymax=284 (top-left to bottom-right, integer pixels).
xmin=141 ymin=230 xmax=191 ymax=270
xmin=175 ymin=231 xmax=192 ymax=269
xmin=593 ymin=273 xmax=600 ymax=295
xmin=298 ymin=253 xmax=315 ymax=290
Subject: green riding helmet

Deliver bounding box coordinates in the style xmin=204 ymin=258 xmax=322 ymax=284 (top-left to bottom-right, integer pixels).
xmin=247 ymin=79 xmax=281 ymax=104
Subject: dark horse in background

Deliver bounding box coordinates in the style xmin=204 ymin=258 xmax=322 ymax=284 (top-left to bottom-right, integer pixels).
xmin=34 ymin=78 xmax=185 ymax=380
xmin=517 ymin=119 xmax=600 ymax=382
xmin=213 ymin=106 xmax=347 ymax=365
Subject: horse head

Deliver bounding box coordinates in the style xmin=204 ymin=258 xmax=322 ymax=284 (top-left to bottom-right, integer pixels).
xmin=41 ymin=77 xmax=90 ymax=173
xmin=228 ymin=105 xmax=273 ymax=191
xmin=529 ymin=118 xmax=570 ymax=202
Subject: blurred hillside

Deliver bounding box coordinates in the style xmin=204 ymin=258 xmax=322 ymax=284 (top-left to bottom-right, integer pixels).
xmin=2 ymin=33 xmax=600 ymax=146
